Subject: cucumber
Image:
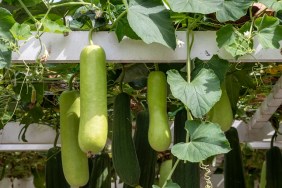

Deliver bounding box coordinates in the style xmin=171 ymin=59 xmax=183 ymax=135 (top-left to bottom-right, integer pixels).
xmin=123 ymin=110 xmax=157 ymax=188
xmin=45 ymin=147 xmax=70 ymax=188
xmin=208 ymin=81 xmax=233 ymax=132
xmin=147 ymin=71 xmax=171 ymax=152
xmin=172 ymin=108 xmax=200 ymax=188
xmin=79 ymin=44 xmax=108 ymax=154
xmin=266 ymin=146 xmax=282 ymax=188
xmin=88 ymin=153 xmax=111 ymax=188
xmin=224 ymin=127 xmax=246 ymax=188
xmin=59 ymin=90 xmax=89 ymax=186
xmin=112 ymin=92 xmax=140 ymax=186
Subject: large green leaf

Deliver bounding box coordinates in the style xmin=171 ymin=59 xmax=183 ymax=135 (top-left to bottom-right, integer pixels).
xmin=171 ymin=120 xmax=231 ymax=162
xmin=216 ymin=24 xmax=236 ymax=48
xmin=167 ymin=69 xmax=221 ymax=118
xmin=127 ymin=0 xmax=176 ymax=49
xmin=0 ymin=7 xmax=15 ymax=38
xmin=192 ymin=55 xmax=230 ymax=83
xmin=216 ymin=23 xmax=253 ymax=57
xmin=216 ymin=0 xmax=253 ymax=23
xmin=254 ymin=15 xmax=282 ymax=49
xmin=258 ymin=0 xmax=282 ymax=11
xmin=115 ymin=17 xmax=140 ymax=42
xmin=0 ymin=44 xmax=11 ymax=69
xmin=10 ymin=23 xmax=32 ymax=40
xmin=41 ymin=18 xmax=71 ymax=33
xmin=0 ymin=7 xmax=15 ymax=68
xmin=167 ymin=0 xmax=223 ymax=14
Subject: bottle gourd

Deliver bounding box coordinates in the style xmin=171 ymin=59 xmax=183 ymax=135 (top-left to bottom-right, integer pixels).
xmin=59 ymin=90 xmax=89 ymax=186
xmin=208 ymin=81 xmax=233 ymax=132
xmin=79 ymin=44 xmax=108 ymax=155
xmin=147 ymin=71 xmax=171 ymax=152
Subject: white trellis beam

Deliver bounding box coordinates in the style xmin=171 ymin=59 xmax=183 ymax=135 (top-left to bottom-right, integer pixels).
xmin=12 ymin=31 xmax=282 ymax=63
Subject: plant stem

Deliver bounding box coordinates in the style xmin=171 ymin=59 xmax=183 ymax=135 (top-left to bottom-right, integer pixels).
xmin=18 ymin=0 xmax=37 ymax=23
xmin=270 ymin=131 xmax=277 ymax=148
xmin=162 ymin=0 xmax=171 ymax=9
xmin=53 ymin=124 xmax=60 ymax=147
xmin=185 ymin=24 xmax=194 ymax=142
xmin=154 ymin=63 xmax=159 ymax=71
xmin=186 ymin=30 xmax=192 ymax=84
xmin=68 ymin=72 xmax=78 ymax=91
xmin=122 ymin=0 xmax=129 ymax=9
xmin=108 ymin=9 xmax=128 ymax=29
xmin=50 ymin=2 xmax=98 ymax=9
xmin=119 ymin=64 xmax=125 ymax=93
xmin=162 ymin=159 xmax=180 ymax=188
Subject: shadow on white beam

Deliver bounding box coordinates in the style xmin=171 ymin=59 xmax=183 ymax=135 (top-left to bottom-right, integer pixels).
xmin=232 ymin=120 xmax=282 ymax=144
xmin=0 ymin=144 xmax=59 ymax=151
xmin=248 ymin=141 xmax=282 ymax=150
xmin=12 ymin=31 xmax=282 ymax=63
xmin=0 ymin=122 xmax=59 ymax=144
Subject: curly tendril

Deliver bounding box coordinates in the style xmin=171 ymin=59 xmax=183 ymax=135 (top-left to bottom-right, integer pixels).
xmin=200 ymin=161 xmax=213 ymax=188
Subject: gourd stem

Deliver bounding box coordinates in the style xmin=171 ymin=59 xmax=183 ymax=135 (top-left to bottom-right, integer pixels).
xmin=53 ymin=126 xmax=59 ymax=147
xmin=154 ymin=63 xmax=159 ymax=71
xmin=119 ymin=64 xmax=125 ymax=92
xmin=270 ymin=131 xmax=277 ymax=148
xmin=88 ymin=28 xmax=94 ymax=45
xmin=68 ymin=72 xmax=78 ymax=91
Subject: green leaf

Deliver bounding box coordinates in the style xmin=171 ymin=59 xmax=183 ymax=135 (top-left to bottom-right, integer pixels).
xmin=0 ymin=111 xmax=12 ymax=129
xmin=127 ymin=0 xmax=176 ymax=49
xmin=171 ymin=120 xmax=231 ymax=162
xmin=216 ymin=24 xmax=236 ymax=48
xmin=167 ymin=69 xmax=221 ymax=118
xmin=0 ymin=8 xmax=15 ymax=69
xmin=115 ymin=17 xmax=140 ymax=42
xmin=0 ymin=7 xmax=15 ymax=39
xmin=0 ymin=43 xmax=11 ymax=69
xmin=167 ymin=0 xmax=223 ymax=14
xmin=192 ymin=55 xmax=230 ymax=83
xmin=41 ymin=18 xmax=71 ymax=33
xmin=258 ymin=0 xmax=282 ymax=11
xmin=216 ymin=0 xmax=253 ymax=23
xmin=10 ymin=23 xmax=32 ymax=40
xmin=216 ymin=24 xmax=253 ymax=57
xmin=254 ymin=15 xmax=282 ymax=49
xmin=20 ymin=106 xmax=44 ymax=126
